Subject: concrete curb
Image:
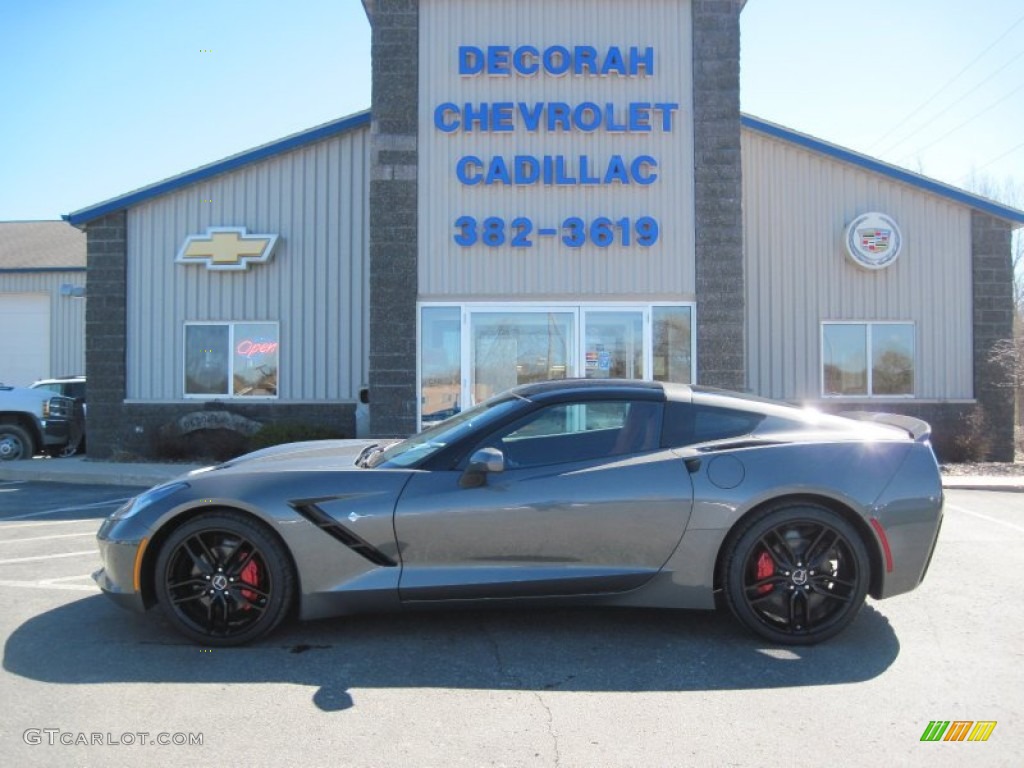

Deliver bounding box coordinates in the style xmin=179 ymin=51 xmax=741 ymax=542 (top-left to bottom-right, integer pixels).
xmin=941 ymin=479 xmax=1024 ymax=493
xmin=0 ymin=457 xmax=202 ymax=488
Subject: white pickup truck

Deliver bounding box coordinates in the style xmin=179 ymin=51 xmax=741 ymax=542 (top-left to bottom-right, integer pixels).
xmin=0 ymin=384 xmax=79 ymax=460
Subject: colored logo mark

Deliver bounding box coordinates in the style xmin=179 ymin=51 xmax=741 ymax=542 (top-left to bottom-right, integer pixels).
xmin=176 ymin=227 xmax=279 ymax=271
xmin=857 ymin=227 xmax=891 ymax=253
xmin=920 ymin=720 xmax=997 ymax=742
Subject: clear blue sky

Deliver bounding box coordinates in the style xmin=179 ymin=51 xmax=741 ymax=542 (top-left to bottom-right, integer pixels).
xmin=2 ymin=0 xmax=1022 ymax=221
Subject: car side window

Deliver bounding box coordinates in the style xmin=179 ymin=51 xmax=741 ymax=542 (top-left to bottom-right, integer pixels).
xmin=478 ymin=400 xmax=663 ymax=469
xmin=662 ymin=403 xmax=766 ymax=447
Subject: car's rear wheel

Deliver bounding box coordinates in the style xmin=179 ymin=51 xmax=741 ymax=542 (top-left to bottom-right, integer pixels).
xmin=154 ymin=511 xmax=295 ymax=646
xmin=723 ymin=504 xmax=869 ymax=645
xmin=0 ymin=424 xmax=33 ymax=461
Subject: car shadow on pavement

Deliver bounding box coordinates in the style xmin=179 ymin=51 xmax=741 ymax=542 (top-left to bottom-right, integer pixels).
xmin=4 ymin=596 xmax=899 ymax=712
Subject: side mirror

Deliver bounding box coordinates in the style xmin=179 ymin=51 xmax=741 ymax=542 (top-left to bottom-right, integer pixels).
xmin=460 ymin=447 xmax=505 ymax=488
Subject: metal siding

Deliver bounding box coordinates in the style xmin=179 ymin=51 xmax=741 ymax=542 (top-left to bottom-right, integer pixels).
xmin=126 ymin=127 xmax=370 ymax=401
xmin=742 ymin=129 xmax=973 ymax=401
xmin=0 ymin=272 xmax=85 ymax=379
xmin=419 ymin=0 xmax=694 ymax=299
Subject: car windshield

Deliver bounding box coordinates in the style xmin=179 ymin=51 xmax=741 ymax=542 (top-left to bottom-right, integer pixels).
xmin=369 ymin=395 xmax=526 ymax=468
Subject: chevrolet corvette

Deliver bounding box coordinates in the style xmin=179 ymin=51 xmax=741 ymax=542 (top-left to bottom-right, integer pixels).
xmin=95 ymin=380 xmax=943 ymax=646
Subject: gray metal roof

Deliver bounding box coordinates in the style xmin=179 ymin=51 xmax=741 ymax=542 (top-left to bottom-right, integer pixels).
xmin=0 ymin=220 xmax=86 ymax=271
xmin=66 ymin=111 xmax=370 ymax=227
xmin=741 ymin=114 xmax=1024 ymax=227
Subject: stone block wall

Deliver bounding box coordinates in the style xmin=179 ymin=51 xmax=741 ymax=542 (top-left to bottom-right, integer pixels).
xmin=119 ymin=401 xmax=356 ymax=460
xmin=367 ymin=0 xmax=420 ymax=438
xmin=84 ymin=212 xmax=127 ymax=459
xmin=971 ymin=211 xmax=1015 ymax=461
xmin=693 ymin=0 xmax=746 ymax=391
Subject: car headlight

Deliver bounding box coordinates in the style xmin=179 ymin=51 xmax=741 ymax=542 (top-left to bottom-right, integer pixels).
xmin=109 ymin=482 xmax=189 ymax=522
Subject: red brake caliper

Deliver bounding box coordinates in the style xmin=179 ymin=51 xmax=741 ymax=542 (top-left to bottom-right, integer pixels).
xmin=755 ymin=550 xmax=774 ymax=595
xmin=239 ymin=555 xmax=260 ymax=610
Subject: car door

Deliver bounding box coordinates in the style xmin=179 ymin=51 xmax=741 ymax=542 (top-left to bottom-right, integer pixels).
xmin=393 ymin=398 xmax=693 ymax=601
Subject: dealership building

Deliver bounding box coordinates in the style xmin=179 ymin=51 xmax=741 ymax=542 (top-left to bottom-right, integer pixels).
xmin=67 ymin=0 xmax=1024 ymax=460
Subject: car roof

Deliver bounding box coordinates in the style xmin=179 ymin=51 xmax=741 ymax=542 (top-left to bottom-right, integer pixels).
xmin=31 ymin=376 xmax=85 ymax=384
xmin=507 ymin=378 xmax=692 ymax=403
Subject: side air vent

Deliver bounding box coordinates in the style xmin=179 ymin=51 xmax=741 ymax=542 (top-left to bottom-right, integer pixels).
xmin=290 ymin=502 xmax=397 ymax=567
xmin=697 ymin=438 xmax=781 ymax=453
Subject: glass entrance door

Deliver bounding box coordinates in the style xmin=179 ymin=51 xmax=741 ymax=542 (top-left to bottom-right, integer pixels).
xmin=419 ymin=303 xmax=695 ymax=428
xmin=470 ymin=311 xmax=575 ymax=404
xmin=583 ymin=310 xmax=644 ymax=379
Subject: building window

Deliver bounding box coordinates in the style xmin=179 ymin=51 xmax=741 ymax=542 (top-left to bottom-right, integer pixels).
xmin=822 ymin=322 xmax=914 ymax=397
xmin=653 ymin=306 xmax=693 ymax=383
xmin=420 ymin=307 xmax=462 ymax=426
xmin=185 ymin=322 xmax=279 ymax=398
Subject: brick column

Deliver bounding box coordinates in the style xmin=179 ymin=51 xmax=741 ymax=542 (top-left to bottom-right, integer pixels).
xmin=693 ymin=0 xmax=745 ymax=390
xmin=84 ymin=211 xmax=127 ymax=458
xmin=971 ymin=211 xmax=1015 ymax=460
xmin=367 ymin=0 xmax=420 ymax=437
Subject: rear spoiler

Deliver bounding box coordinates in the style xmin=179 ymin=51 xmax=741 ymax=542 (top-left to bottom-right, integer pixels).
xmin=839 ymin=411 xmax=932 ymax=443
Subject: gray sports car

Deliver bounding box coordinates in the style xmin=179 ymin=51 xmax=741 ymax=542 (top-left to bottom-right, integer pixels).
xmin=94 ymin=380 xmax=943 ymax=646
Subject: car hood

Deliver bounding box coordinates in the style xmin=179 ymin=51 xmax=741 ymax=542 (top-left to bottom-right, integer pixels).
xmin=191 ymin=439 xmax=400 ymax=476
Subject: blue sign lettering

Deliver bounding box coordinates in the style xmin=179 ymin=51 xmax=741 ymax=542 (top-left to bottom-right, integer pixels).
xmin=458 ymin=45 xmax=655 ymax=77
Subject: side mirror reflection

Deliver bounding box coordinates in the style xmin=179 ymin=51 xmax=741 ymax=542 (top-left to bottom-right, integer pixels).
xmin=460 ymin=447 xmax=505 ymax=488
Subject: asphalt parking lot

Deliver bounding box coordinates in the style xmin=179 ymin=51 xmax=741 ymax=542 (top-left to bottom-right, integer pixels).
xmin=0 ymin=481 xmax=1021 ymax=767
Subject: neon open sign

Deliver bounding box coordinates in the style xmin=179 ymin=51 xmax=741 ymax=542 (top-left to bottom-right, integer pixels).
xmin=236 ymin=339 xmax=279 ymax=359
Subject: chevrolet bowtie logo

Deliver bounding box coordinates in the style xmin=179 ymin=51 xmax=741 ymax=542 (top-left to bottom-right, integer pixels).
xmin=176 ymin=227 xmax=279 ymax=271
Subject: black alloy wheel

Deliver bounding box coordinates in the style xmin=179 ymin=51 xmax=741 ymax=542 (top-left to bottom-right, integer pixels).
xmin=723 ymin=504 xmax=870 ymax=645
xmin=155 ymin=511 xmax=295 ymax=646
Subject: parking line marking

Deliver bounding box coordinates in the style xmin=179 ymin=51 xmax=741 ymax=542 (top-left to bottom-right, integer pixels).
xmin=0 ymin=578 xmax=96 ymax=592
xmin=41 ymin=574 xmax=96 ymax=584
xmin=946 ymin=503 xmax=1024 ymax=534
xmin=0 ymin=497 xmax=132 ymax=521
xmin=0 ymin=532 xmax=96 ymax=545
xmin=0 ymin=518 xmax=100 ymax=529
xmin=0 ymin=550 xmax=97 ymax=565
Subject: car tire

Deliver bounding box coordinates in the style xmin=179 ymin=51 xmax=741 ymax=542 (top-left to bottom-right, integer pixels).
xmin=722 ymin=503 xmax=870 ymax=645
xmin=154 ymin=511 xmax=295 ymax=646
xmin=0 ymin=424 xmax=33 ymax=461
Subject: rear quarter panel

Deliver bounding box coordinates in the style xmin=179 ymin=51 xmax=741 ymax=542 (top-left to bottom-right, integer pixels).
xmin=629 ymin=440 xmax=917 ymax=609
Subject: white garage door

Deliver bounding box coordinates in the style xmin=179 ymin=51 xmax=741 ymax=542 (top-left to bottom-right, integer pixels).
xmin=0 ymin=293 xmax=50 ymax=387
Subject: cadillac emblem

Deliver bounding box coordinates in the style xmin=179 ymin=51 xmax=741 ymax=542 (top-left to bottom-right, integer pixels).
xmin=844 ymin=212 xmax=902 ymax=270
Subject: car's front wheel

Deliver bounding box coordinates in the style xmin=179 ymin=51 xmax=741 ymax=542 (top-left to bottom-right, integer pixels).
xmin=723 ymin=503 xmax=870 ymax=645
xmin=0 ymin=424 xmax=33 ymax=461
xmin=154 ymin=511 xmax=295 ymax=646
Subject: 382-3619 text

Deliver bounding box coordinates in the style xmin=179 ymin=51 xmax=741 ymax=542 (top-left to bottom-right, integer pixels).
xmin=453 ymin=216 xmax=659 ymax=248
